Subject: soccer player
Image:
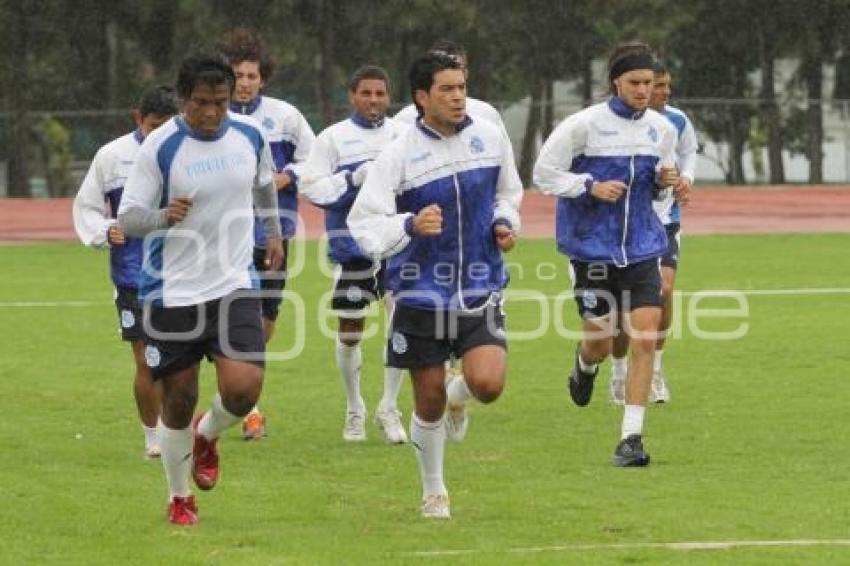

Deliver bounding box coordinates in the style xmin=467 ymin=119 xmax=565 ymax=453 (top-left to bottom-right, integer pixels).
xmin=533 ymin=42 xmax=687 ymax=467
xmin=348 ymin=52 xmax=522 ymax=518
xmin=609 ymin=61 xmax=697 ymax=405
xmin=299 ymin=65 xmax=408 ymax=443
xmin=72 ymin=85 xmax=178 ymax=460
xmin=118 ymin=51 xmax=284 ymax=526
xmin=220 ymin=28 xmax=316 ymax=440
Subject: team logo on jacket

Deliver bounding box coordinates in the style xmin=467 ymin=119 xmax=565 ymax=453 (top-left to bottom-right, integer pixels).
xmin=262 ymin=117 xmax=275 ymax=131
xmin=647 ymin=126 xmax=658 ymax=143
xmin=469 ymin=136 xmax=485 ymax=154
xmin=391 ymin=332 xmax=408 ymax=354
xmin=120 ymin=309 xmax=135 ymax=329
xmin=145 ymin=345 xmax=161 ymax=368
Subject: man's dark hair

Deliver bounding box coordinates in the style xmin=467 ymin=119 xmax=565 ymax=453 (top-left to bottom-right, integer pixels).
xmin=409 ymin=52 xmax=463 ymax=117
xmin=138 ymin=85 xmax=178 ymax=117
xmin=176 ymin=51 xmax=236 ymax=99
xmin=219 ymin=28 xmax=275 ymax=81
xmin=428 ymin=39 xmax=467 ymax=66
xmin=348 ymin=65 xmax=391 ymax=93
xmin=607 ymin=41 xmax=654 ymax=95
xmin=652 ymin=60 xmax=668 ymax=75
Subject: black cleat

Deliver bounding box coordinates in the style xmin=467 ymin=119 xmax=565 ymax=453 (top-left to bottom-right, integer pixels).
xmin=568 ymin=346 xmax=598 ymax=407
xmin=612 ymin=434 xmax=651 ymax=467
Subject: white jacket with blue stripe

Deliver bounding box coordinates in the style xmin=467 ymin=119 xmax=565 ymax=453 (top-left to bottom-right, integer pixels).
xmin=534 ymin=97 xmax=677 ymax=266
xmin=348 ymin=116 xmax=522 ymax=311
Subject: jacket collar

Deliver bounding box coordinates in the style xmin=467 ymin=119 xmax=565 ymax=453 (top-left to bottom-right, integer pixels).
xmin=608 ymin=96 xmax=646 ymax=120
xmin=230 ymin=96 xmax=262 ymax=115
xmin=415 ymin=115 xmax=473 ymax=140
xmin=350 ymin=112 xmax=385 ymax=129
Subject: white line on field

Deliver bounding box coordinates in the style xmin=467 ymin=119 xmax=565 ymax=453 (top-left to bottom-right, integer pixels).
xmin=1 ymin=288 xmax=849 ymax=308
xmin=404 ymin=538 xmax=850 ymax=557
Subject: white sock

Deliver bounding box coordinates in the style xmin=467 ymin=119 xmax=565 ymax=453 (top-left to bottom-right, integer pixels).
xmin=446 ymin=373 xmax=473 ymax=406
xmin=160 ymin=425 xmax=193 ymax=498
xmin=411 ymin=414 xmax=447 ymax=497
xmin=612 ymin=356 xmax=628 ymax=381
xmin=379 ymin=367 xmax=404 ymax=412
xmin=653 ymin=350 xmax=664 ymax=373
xmin=336 ymin=339 xmax=365 ymax=413
xmin=143 ymin=424 xmax=159 ymax=449
xmin=197 ymin=393 xmax=241 ymax=441
xmin=621 ymin=404 xmax=646 ymax=439
xmin=578 ymin=349 xmax=598 ymax=373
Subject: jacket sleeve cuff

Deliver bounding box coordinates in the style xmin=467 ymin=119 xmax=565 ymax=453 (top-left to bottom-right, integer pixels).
xmin=404 ymin=215 xmax=416 ymax=236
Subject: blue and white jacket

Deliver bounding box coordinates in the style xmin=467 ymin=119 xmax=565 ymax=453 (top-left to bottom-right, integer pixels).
xmin=347 ymin=116 xmax=522 ymax=312
xmin=230 ymin=95 xmax=315 ymax=244
xmin=533 ymin=97 xmax=677 ymax=266
xmin=653 ymin=104 xmax=698 ymax=225
xmin=300 ymin=113 xmax=404 ymax=264
xmin=72 ymin=130 xmax=146 ymax=289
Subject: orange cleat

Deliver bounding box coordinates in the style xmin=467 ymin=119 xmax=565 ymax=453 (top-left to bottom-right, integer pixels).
xmin=191 ymin=412 xmax=219 ymax=491
xmin=241 ymin=410 xmax=266 ymax=441
xmin=167 ymin=495 xmax=198 ymax=525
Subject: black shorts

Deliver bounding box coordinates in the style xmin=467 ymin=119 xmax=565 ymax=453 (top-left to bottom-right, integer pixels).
xmin=386 ymin=299 xmax=507 ymax=369
xmin=569 ymin=258 xmax=662 ymax=319
xmin=331 ymin=258 xmax=385 ymax=317
xmin=660 ymin=223 xmax=681 ymax=269
xmin=115 ymin=286 xmax=143 ymax=342
xmin=142 ymin=292 xmax=265 ymax=379
xmin=252 ymin=241 xmax=289 ymax=321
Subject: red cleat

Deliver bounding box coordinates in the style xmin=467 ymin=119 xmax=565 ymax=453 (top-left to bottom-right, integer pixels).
xmin=191 ymin=412 xmax=219 ymax=491
xmin=168 ymin=495 xmax=198 ymax=525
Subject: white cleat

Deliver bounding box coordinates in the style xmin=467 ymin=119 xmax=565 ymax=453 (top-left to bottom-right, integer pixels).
xmin=444 ymin=403 xmax=468 ymax=443
xmin=144 ymin=445 xmax=161 ymax=460
xmin=609 ymin=375 xmax=625 ymax=406
xmin=649 ymin=370 xmax=670 ymax=404
xmin=343 ymin=410 xmax=367 ymax=442
xmin=375 ymin=407 xmax=408 ymax=444
xmin=421 ymin=493 xmax=451 ymax=519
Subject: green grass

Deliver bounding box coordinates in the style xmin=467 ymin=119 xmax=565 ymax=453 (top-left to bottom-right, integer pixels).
xmin=1 ymin=234 xmax=849 ymax=565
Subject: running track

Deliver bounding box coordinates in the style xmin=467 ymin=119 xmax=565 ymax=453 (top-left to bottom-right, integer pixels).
xmin=1 ymin=186 xmax=848 ymax=242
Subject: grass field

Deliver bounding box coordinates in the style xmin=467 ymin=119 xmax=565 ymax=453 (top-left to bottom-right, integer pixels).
xmin=1 ymin=234 xmax=849 ymax=565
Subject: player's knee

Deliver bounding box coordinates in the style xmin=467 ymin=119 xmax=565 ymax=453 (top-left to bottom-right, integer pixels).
xmin=473 ymin=378 xmax=504 ymax=404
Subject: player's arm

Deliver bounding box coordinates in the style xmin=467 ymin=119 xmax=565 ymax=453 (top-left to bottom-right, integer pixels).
xmin=347 ymin=146 xmax=415 ymax=259
xmin=72 ymin=149 xmax=118 ymax=248
xmin=677 ymin=115 xmax=698 ymax=186
xmin=278 ymin=112 xmax=317 ymax=192
xmin=533 ymin=114 xmax=602 ymax=200
xmin=298 ymin=133 xmax=352 ymax=208
xmin=118 ymin=144 xmax=190 ymax=236
xmin=493 ymin=132 xmax=523 ymax=253
xmin=254 ymin=137 xmax=284 ymax=269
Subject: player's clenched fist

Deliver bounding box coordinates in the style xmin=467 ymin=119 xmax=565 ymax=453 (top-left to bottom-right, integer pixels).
xmin=413 ymin=204 xmax=442 ymax=236
xmin=166 ymin=197 xmax=193 ymax=226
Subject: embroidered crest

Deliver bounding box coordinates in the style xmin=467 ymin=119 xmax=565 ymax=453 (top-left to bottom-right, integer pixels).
xmin=262 ymin=117 xmax=275 ymax=131
xmin=391 ymin=332 xmax=408 ymax=354
xmin=120 ymin=309 xmax=135 ymax=329
xmin=470 ymin=135 xmax=485 ymax=154
xmin=144 ymin=345 xmax=161 ymax=368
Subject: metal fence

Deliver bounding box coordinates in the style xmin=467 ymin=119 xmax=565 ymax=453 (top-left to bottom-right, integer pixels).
xmin=2 ymin=98 xmax=848 ymax=197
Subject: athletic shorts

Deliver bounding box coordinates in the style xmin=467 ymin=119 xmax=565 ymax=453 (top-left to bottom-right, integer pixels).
xmin=252 ymin=241 xmax=289 ymax=321
xmin=569 ymin=258 xmax=662 ymax=319
xmin=386 ymin=299 xmax=507 ymax=369
xmin=115 ymin=286 xmax=143 ymax=342
xmin=331 ymin=258 xmax=385 ymax=317
xmin=660 ymin=223 xmax=681 ymax=269
xmin=142 ymin=291 xmax=265 ymax=379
